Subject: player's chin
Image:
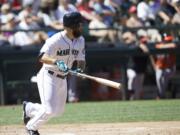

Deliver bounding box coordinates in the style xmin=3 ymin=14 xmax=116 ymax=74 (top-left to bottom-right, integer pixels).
xmin=73 ymin=30 xmax=82 ymax=38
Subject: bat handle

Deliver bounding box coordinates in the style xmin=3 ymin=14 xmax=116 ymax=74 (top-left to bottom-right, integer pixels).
xmin=68 ymin=70 xmax=76 ymax=75
xmin=68 ymin=70 xmax=87 ymax=79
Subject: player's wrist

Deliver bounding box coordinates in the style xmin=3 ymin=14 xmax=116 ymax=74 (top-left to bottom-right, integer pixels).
xmin=54 ymin=60 xmax=58 ymax=65
xmin=75 ymin=68 xmax=83 ymax=73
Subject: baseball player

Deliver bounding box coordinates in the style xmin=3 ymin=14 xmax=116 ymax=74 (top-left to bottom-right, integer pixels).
xmin=22 ymin=12 xmax=86 ymax=135
xmin=151 ymin=34 xmax=176 ymax=99
xmin=123 ymin=31 xmax=149 ymax=100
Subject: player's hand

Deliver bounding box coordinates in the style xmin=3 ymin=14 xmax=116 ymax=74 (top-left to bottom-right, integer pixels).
xmin=55 ymin=60 xmax=68 ymax=72
xmin=75 ymin=68 xmax=83 ymax=73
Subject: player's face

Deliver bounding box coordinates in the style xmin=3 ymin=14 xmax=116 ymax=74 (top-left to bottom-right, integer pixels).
xmin=72 ymin=23 xmax=83 ymax=38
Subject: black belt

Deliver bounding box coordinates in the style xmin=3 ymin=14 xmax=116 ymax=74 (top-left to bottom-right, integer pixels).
xmin=48 ymin=70 xmax=66 ymax=79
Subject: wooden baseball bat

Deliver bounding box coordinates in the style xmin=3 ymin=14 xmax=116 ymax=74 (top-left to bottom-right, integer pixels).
xmin=68 ymin=70 xmax=122 ymax=90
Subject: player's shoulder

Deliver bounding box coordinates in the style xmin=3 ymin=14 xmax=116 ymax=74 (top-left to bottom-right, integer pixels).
xmin=50 ymin=31 xmax=62 ymax=39
xmin=46 ymin=31 xmax=62 ymax=42
xmin=78 ymin=36 xmax=85 ymax=43
xmin=75 ymin=36 xmax=85 ymax=48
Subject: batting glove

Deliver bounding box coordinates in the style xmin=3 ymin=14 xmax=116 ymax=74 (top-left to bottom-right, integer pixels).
xmin=55 ymin=60 xmax=68 ymax=72
xmin=75 ymin=68 xmax=83 ymax=73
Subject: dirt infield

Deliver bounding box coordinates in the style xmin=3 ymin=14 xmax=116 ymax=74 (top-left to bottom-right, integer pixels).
xmin=0 ymin=121 xmax=180 ymax=135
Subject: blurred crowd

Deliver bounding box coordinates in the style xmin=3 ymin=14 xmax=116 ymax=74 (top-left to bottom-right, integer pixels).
xmin=0 ymin=0 xmax=180 ymax=46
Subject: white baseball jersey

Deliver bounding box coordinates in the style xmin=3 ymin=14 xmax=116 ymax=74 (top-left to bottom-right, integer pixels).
xmin=25 ymin=31 xmax=85 ymax=131
xmin=41 ymin=30 xmax=85 ymax=75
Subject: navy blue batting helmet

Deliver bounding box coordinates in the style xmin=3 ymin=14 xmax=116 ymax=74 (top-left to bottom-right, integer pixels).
xmin=63 ymin=12 xmax=82 ymax=28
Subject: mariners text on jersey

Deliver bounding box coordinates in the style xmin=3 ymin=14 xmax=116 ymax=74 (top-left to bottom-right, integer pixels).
xmin=57 ymin=49 xmax=79 ymax=56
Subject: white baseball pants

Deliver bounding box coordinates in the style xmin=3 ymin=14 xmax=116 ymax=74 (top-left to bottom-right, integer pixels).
xmin=127 ymin=69 xmax=144 ymax=99
xmin=26 ymin=68 xmax=67 ymax=130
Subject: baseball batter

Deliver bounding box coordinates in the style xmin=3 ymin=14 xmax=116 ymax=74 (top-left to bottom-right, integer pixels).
xmin=22 ymin=12 xmax=86 ymax=135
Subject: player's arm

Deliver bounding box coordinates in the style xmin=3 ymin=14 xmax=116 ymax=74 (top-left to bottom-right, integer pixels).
xmin=139 ymin=43 xmax=156 ymax=71
xmin=156 ymin=43 xmax=176 ymax=49
xmin=39 ymin=53 xmax=68 ymax=72
xmin=39 ymin=53 xmax=56 ymax=65
xmin=139 ymin=43 xmax=150 ymax=54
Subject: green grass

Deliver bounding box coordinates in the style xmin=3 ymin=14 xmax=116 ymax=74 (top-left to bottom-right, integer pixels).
xmin=0 ymin=100 xmax=180 ymax=125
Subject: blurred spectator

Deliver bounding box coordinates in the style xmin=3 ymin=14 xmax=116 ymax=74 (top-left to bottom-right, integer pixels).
xmin=149 ymin=0 xmax=161 ymax=13
xmin=1 ymin=13 xmax=18 ymax=39
xmin=148 ymin=0 xmax=161 ymax=25
xmin=76 ymin=0 xmax=97 ymax=33
xmin=93 ymin=0 xmax=115 ymax=27
xmin=11 ymin=0 xmax=22 ymax=13
xmin=157 ymin=0 xmax=177 ymax=25
xmin=114 ymin=14 xmax=128 ymax=42
xmin=76 ymin=0 xmax=111 ymax=37
xmin=21 ymin=0 xmax=41 ymax=15
xmin=88 ymin=0 xmax=117 ymax=43
xmin=38 ymin=0 xmax=59 ymax=22
xmin=122 ymin=31 xmax=136 ymax=44
xmin=137 ymin=0 xmax=156 ymax=26
xmin=0 ymin=23 xmax=9 ymax=46
xmin=172 ymin=1 xmax=180 ymax=24
xmin=126 ymin=5 xmax=143 ymax=28
xmin=55 ymin=0 xmax=78 ymax=23
xmin=76 ymin=0 xmax=99 ymax=23
xmin=123 ymin=30 xmax=149 ymax=100
xmin=0 ymin=0 xmax=22 ymax=12
xmin=37 ymin=0 xmax=63 ymax=31
xmin=104 ymin=0 xmax=121 ymax=13
xmin=9 ymin=11 xmax=48 ymax=46
xmin=18 ymin=1 xmax=41 ymax=24
xmin=0 ymin=3 xmax=15 ymax=24
xmin=151 ymin=33 xmax=177 ymax=99
xmin=147 ymin=29 xmax=162 ymax=43
xmin=119 ymin=0 xmax=133 ymax=15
